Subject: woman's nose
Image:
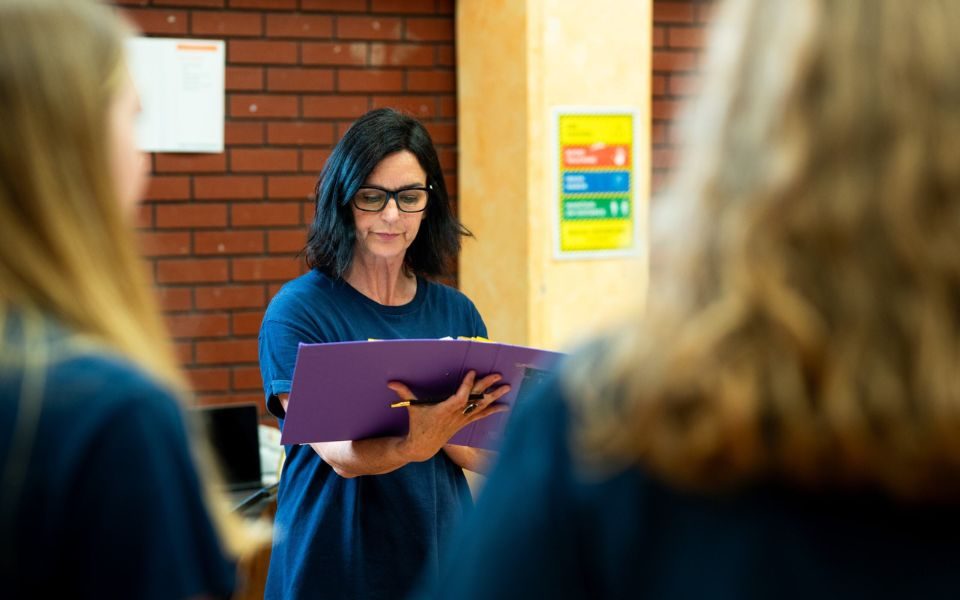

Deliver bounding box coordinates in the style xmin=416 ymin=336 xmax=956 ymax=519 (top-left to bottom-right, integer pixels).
xmin=380 ymin=197 xmax=401 ymax=220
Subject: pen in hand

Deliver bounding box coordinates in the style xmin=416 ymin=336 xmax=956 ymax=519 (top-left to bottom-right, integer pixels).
xmin=390 ymin=393 xmax=485 ymax=409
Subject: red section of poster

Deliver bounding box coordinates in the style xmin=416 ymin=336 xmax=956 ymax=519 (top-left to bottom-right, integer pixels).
xmin=562 ymin=144 xmax=630 ymax=168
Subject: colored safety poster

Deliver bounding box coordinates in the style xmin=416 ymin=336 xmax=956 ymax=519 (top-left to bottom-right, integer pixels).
xmin=554 ymin=109 xmax=639 ymax=258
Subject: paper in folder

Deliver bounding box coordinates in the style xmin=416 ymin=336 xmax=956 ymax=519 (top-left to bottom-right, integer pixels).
xmin=280 ymin=339 xmax=563 ymax=451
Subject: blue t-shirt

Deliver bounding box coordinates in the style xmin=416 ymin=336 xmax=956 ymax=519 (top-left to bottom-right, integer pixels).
xmin=0 ymin=319 xmax=235 ymax=599
xmin=431 ymin=370 xmax=960 ymax=599
xmin=259 ymin=269 xmax=487 ymax=600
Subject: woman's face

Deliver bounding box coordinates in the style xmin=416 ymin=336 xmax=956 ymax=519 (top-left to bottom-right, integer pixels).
xmin=351 ymin=150 xmax=427 ymax=265
xmin=109 ymin=65 xmax=148 ymax=216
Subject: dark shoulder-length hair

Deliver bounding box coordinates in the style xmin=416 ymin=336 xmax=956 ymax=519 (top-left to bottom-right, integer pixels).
xmin=305 ymin=108 xmax=470 ymax=278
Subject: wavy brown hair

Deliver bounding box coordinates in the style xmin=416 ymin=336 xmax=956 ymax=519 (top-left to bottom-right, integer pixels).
xmin=567 ymin=0 xmax=960 ymax=499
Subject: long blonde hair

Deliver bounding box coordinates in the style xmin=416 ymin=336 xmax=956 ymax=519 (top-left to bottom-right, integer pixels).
xmin=569 ymin=0 xmax=960 ymax=499
xmin=0 ymin=0 xmax=264 ymax=554
xmin=0 ymin=0 xmax=179 ymax=382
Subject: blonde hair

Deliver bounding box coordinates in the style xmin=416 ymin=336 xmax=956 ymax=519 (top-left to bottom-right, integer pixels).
xmin=569 ymin=0 xmax=960 ymax=499
xmin=0 ymin=0 xmax=265 ymax=554
xmin=0 ymin=0 xmax=177 ymax=381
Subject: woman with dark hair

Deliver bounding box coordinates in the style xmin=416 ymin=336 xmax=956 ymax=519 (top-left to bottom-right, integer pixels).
xmin=258 ymin=108 xmax=508 ymax=599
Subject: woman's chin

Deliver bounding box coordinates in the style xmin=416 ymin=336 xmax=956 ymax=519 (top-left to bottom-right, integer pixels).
xmin=358 ymin=241 xmax=408 ymax=263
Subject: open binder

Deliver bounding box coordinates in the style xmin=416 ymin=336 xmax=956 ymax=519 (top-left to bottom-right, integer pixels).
xmin=280 ymin=338 xmax=563 ymax=450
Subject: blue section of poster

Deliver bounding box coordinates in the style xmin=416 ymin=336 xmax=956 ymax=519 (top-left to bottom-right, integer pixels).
xmin=561 ymin=171 xmax=630 ymax=194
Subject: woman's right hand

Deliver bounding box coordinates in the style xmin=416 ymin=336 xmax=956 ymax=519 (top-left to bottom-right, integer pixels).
xmin=387 ymin=370 xmax=510 ymax=463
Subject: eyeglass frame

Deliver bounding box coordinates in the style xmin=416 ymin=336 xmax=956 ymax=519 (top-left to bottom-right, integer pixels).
xmin=350 ymin=184 xmax=433 ymax=213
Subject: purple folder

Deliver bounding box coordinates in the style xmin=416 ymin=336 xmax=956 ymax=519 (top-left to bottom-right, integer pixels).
xmin=280 ymin=339 xmax=563 ymax=451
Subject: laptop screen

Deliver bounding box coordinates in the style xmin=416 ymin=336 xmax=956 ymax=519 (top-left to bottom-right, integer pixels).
xmin=193 ymin=403 xmax=262 ymax=492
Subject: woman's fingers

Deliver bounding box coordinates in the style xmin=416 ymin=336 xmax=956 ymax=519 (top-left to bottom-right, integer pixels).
xmin=471 ymin=373 xmax=503 ymax=394
xmin=456 ymin=370 xmax=478 ymax=398
xmin=464 ymin=383 xmax=510 ymax=417
xmin=487 ymin=383 xmax=511 ymax=401
xmin=468 ymin=402 xmax=510 ymax=423
xmin=390 ymin=371 xmax=509 ymax=425
xmin=387 ymin=381 xmax=415 ymax=400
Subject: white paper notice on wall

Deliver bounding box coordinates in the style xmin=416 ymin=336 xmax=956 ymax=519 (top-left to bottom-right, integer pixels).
xmin=126 ymin=37 xmax=225 ymax=153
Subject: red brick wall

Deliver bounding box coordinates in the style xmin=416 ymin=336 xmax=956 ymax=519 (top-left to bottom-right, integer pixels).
xmin=111 ymin=0 xmax=708 ymax=407
xmin=652 ymin=0 xmax=712 ymax=193
xmin=113 ymin=0 xmax=457 ymax=408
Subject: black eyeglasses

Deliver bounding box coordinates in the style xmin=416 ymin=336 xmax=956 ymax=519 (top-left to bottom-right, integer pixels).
xmin=351 ymin=184 xmax=431 ymax=213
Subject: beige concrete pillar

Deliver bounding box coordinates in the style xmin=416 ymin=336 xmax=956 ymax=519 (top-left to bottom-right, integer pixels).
xmin=457 ymin=0 xmax=651 ymax=350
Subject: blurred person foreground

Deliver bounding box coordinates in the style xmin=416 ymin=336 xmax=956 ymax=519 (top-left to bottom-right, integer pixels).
xmin=433 ymin=1 xmax=960 ymax=598
xmin=0 ymin=2 xmax=266 ymax=598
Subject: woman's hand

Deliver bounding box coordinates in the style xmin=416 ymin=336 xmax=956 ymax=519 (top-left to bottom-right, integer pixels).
xmin=387 ymin=370 xmax=510 ymax=463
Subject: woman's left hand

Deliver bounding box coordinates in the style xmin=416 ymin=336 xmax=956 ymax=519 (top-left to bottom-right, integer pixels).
xmin=387 ymin=371 xmax=510 ymax=463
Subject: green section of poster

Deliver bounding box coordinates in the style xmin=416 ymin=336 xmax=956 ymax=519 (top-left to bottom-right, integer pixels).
xmin=562 ymin=196 xmax=631 ymax=220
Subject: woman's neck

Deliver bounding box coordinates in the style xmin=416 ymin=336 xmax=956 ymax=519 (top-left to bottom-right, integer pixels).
xmin=343 ymin=254 xmax=417 ymax=306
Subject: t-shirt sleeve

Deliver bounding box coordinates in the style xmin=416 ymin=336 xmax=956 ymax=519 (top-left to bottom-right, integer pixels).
xmin=472 ymin=304 xmax=488 ymax=339
xmin=259 ymin=318 xmax=317 ymax=420
xmin=425 ymin=377 xmax=588 ymax=598
xmin=465 ymin=296 xmax=488 ymax=339
xmin=64 ymin=385 xmax=235 ymax=600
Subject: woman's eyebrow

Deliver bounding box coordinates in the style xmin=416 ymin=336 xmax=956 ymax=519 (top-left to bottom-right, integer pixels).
xmin=360 ymin=182 xmax=427 ymax=189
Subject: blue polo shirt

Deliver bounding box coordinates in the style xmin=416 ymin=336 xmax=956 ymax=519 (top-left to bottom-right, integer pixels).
xmin=0 ymin=318 xmax=235 ymax=599
xmin=259 ymin=269 xmax=487 ymax=599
